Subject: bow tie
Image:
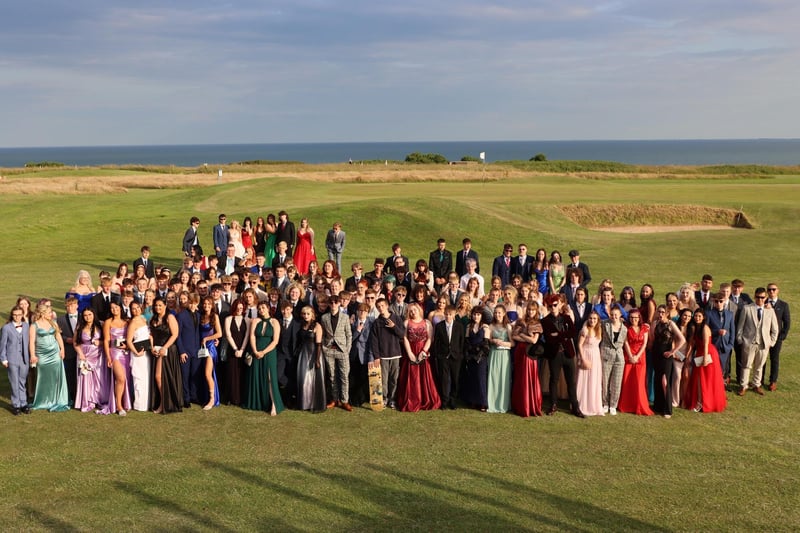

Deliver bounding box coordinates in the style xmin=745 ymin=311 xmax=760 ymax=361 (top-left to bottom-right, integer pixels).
xmin=69 ymin=314 xmax=78 ymax=319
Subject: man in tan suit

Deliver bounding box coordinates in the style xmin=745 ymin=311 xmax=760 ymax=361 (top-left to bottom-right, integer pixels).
xmin=320 ymin=295 xmax=353 ymax=411
xmin=736 ymin=287 xmax=779 ymax=396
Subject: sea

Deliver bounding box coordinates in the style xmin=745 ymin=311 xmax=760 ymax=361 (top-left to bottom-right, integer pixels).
xmin=1 ymin=139 xmax=799 ymax=167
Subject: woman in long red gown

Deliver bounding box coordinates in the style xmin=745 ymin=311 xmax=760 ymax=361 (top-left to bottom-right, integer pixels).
xmin=397 ymin=303 xmax=441 ymax=412
xmin=684 ymin=308 xmax=727 ymax=413
xmin=618 ymin=309 xmax=653 ymax=415
xmin=511 ymin=302 xmax=543 ymax=417
xmin=293 ymin=217 xmax=316 ymax=275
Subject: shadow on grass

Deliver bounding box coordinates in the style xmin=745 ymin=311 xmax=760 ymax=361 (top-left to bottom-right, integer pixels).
xmin=19 ymin=506 xmax=79 ymax=532
xmin=113 ymin=481 xmax=240 ymax=533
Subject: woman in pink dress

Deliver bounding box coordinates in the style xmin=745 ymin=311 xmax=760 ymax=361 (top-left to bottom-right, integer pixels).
xmin=293 ymin=217 xmax=316 ymax=276
xmin=618 ymin=309 xmax=653 ymax=415
xmin=101 ymin=301 xmax=131 ymax=416
xmin=576 ymin=311 xmax=605 ymax=416
xmin=511 ymin=301 xmax=543 ymax=417
xmin=74 ymin=307 xmax=110 ymax=412
xmin=684 ymin=308 xmax=727 ymax=413
xmin=397 ymin=303 xmax=441 ymax=412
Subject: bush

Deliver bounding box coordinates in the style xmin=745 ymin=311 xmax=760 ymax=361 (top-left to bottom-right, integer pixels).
xmin=405 ymin=152 xmax=448 ymax=164
xmin=530 ymin=153 xmax=547 ymax=162
xmin=25 ymin=161 xmax=65 ymax=168
xmin=460 ymin=155 xmax=481 ymax=162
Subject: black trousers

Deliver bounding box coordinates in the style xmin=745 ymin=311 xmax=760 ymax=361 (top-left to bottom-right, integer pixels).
xmin=438 ymin=356 xmax=462 ymax=407
xmin=548 ymin=352 xmax=579 ymax=411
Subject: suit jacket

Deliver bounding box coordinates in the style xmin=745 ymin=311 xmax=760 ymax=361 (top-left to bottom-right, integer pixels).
xmin=0 ymin=322 xmax=30 ymax=365
xmin=600 ymin=320 xmax=627 ymax=361
xmin=492 ymin=255 xmax=513 ymax=287
xmin=182 ymin=227 xmax=199 ymax=255
xmin=91 ymin=291 xmax=121 ymax=322
xmin=385 ymin=254 xmax=410 ymax=274
xmin=736 ymin=304 xmax=779 ymax=350
xmin=769 ymin=298 xmax=791 ymax=341
xmin=455 ymin=249 xmax=480 ymax=277
xmin=213 ymin=224 xmax=229 ymax=256
xmin=511 ymin=255 xmax=533 ymax=282
xmin=275 ymin=221 xmax=296 ymax=253
xmin=350 ymin=316 xmax=374 ymax=364
xmin=272 ymin=253 xmax=292 ymax=269
xmin=560 ymin=284 xmax=584 ymax=306
xmin=320 ymin=311 xmax=352 ymax=355
xmin=541 ymin=313 xmax=576 ymax=359
xmin=325 ymin=229 xmax=346 ymax=253
xmin=432 ymin=320 xmax=465 ymax=362
xmin=570 ymin=301 xmax=592 ymax=338
xmin=276 ymin=316 xmax=299 ymax=363
xmin=695 ymin=290 xmax=714 ymax=310
xmin=176 ymin=309 xmax=201 ymax=357
xmin=344 ymin=275 xmax=363 ymax=293
xmin=568 ymin=261 xmax=592 ymax=286
xmin=707 ymin=308 xmax=735 ymax=356
xmin=428 ymin=249 xmax=453 ymax=282
xmin=56 ymin=314 xmax=78 ymax=360
xmin=133 ymin=257 xmax=156 ymax=279
xmin=441 ymin=288 xmax=465 ymax=307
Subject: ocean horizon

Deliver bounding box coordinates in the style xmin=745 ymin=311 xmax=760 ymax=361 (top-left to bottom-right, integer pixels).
xmin=1 ymin=139 xmax=799 ymax=167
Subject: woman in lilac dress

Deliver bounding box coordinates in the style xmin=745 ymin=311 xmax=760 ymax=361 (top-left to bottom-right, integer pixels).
xmin=102 ymin=301 xmax=131 ymax=416
xmin=74 ymin=307 xmax=110 ymax=412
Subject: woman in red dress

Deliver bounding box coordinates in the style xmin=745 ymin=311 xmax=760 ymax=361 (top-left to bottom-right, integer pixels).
xmin=684 ymin=308 xmax=727 ymax=413
xmin=511 ymin=302 xmax=543 ymax=417
xmin=293 ymin=217 xmax=316 ymax=276
xmin=397 ymin=303 xmax=441 ymax=412
xmin=618 ymin=309 xmax=653 ymax=415
xmin=241 ymin=217 xmax=256 ymax=267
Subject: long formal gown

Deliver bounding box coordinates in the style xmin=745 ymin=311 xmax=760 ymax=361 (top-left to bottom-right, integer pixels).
xmin=534 ymin=267 xmax=549 ymax=294
xmin=74 ymin=330 xmax=111 ymax=412
xmin=651 ymin=321 xmax=676 ymax=416
xmin=575 ymin=334 xmax=605 ymax=416
xmin=618 ymin=325 xmax=654 ymax=415
xmin=226 ymin=317 xmax=248 ymax=406
xmin=397 ymin=320 xmax=441 ymax=412
xmin=151 ymin=319 xmax=183 ymax=413
xmin=229 ymin=228 xmax=245 ymax=258
xmin=487 ymin=325 xmax=512 ymax=413
xmin=462 ymin=326 xmax=488 ymax=408
xmin=199 ymin=321 xmax=221 ymax=407
xmin=511 ymin=324 xmax=543 ymax=417
xmin=296 ymin=325 xmax=326 ymax=412
xmin=264 ymin=232 xmax=277 ymax=266
xmin=293 ymin=230 xmax=315 ymax=275
xmin=31 ymin=324 xmax=70 ymax=412
xmin=244 ymin=319 xmax=284 ymax=413
xmin=684 ymin=343 xmax=727 ymax=413
xmin=130 ymin=324 xmax=152 ymax=412
xmin=100 ymin=325 xmax=132 ymax=414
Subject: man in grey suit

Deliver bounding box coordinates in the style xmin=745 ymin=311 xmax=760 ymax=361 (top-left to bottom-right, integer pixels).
xmin=213 ymin=214 xmax=229 ymax=260
xmin=320 ymin=295 xmax=353 ymax=411
xmin=324 ymin=222 xmax=346 ymax=273
xmin=736 ymin=287 xmax=779 ymax=396
xmin=0 ymin=306 xmax=31 ymax=415
xmin=182 ymin=216 xmax=200 ymax=257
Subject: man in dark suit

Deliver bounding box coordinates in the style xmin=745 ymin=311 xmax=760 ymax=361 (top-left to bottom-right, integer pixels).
xmin=365 ymin=258 xmax=386 ymax=286
xmin=274 ymin=211 xmax=296 ymax=255
xmin=91 ymin=277 xmax=120 ymax=323
xmin=385 ymin=243 xmax=409 ymax=275
xmin=272 ymin=241 xmax=292 ymax=269
xmin=276 ymin=301 xmax=300 ymax=407
xmin=511 ymin=243 xmax=533 ymax=282
xmin=455 ymin=237 xmax=479 ymax=278
xmin=560 ymin=267 xmax=586 ymax=305
xmin=432 ymin=306 xmax=465 ymax=409
xmin=694 ymin=274 xmax=714 ymax=310
xmin=176 ymin=293 xmax=202 ymax=407
xmin=349 ymin=303 xmax=374 ymax=406
xmin=764 ymin=283 xmax=790 ymax=391
xmin=344 ymin=262 xmax=365 ymax=293
xmin=429 ymin=238 xmax=453 ymax=293
xmin=442 ymin=273 xmax=465 ymax=306
xmin=541 ymin=294 xmax=583 ymax=418
xmin=57 ymin=297 xmax=79 ymax=404
xmin=132 ymin=245 xmax=156 ymax=279
xmin=569 ymin=287 xmax=591 ymax=340
xmin=491 ymin=243 xmax=514 ymax=288
xmin=707 ymin=292 xmax=735 ymax=383
xmin=320 ymin=295 xmax=353 ymax=410
xmin=182 ymin=216 xmax=200 ymax=257
xmin=567 ymin=250 xmax=592 ymax=287
xmin=212 ymin=214 xmax=229 ymax=260
xmin=272 ymin=264 xmax=291 ymax=295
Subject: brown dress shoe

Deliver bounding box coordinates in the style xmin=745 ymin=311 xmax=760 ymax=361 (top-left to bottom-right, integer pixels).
xmin=753 ymin=387 xmax=765 ymax=396
xmin=341 ymin=402 xmax=353 ymax=412
xmin=326 ymin=401 xmax=337 ymax=409
xmin=737 ymin=387 xmax=746 ymax=396
xmin=769 ymin=382 xmax=777 ymax=392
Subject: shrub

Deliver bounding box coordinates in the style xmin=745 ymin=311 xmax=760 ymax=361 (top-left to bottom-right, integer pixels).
xmin=405 ymin=152 xmax=449 ymax=164
xmin=530 ymin=153 xmax=547 ymax=162
xmin=25 ymin=161 xmax=65 ymax=168
xmin=460 ymin=155 xmax=481 ymax=162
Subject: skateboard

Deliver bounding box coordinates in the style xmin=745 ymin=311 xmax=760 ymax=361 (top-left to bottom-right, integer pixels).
xmin=367 ymin=361 xmax=384 ymax=412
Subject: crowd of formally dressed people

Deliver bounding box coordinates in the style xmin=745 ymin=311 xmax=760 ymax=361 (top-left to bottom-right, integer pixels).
xmin=1 ymin=212 xmax=791 ymax=419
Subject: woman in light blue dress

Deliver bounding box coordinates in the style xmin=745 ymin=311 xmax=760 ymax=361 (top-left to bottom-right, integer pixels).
xmin=487 ymin=304 xmax=515 ymax=413
xmin=30 ymin=300 xmax=70 ymax=412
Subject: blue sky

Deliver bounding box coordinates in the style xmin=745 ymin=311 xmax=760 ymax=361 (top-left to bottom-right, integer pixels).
xmin=2 ymin=1 xmax=798 ymax=147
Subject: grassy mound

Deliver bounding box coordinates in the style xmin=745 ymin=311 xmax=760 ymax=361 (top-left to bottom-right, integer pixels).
xmin=559 ymin=204 xmax=755 ymax=229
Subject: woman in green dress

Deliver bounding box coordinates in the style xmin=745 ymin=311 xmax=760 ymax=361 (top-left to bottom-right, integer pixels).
xmin=487 ymin=304 xmax=515 ymax=413
xmin=30 ymin=299 xmax=70 ymax=412
xmin=246 ymin=302 xmax=283 ymax=415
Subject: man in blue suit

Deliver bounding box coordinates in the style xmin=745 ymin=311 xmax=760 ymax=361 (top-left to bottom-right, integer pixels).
xmin=492 ymin=243 xmax=514 ymax=288
xmin=0 ymin=306 xmax=31 ymax=415
xmin=213 ymin=214 xmax=229 ymax=260
xmin=176 ymin=293 xmax=202 ymax=407
xmin=707 ymin=293 xmax=735 ymax=382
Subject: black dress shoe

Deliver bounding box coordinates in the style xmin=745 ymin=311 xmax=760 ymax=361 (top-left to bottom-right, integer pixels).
xmin=572 ymin=409 xmax=586 ymax=419
xmin=547 ymin=405 xmax=557 ymax=416
xmin=21 ymin=406 xmax=31 ymax=414
xmin=183 ymin=402 xmax=191 ymax=408
xmin=11 ymin=407 xmax=20 ymax=416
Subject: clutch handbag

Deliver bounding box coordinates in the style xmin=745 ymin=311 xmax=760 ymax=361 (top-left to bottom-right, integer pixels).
xmin=133 ymin=339 xmax=152 ymax=352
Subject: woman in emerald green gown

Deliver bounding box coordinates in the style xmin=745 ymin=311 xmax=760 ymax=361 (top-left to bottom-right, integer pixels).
xmin=30 ymin=300 xmax=70 ymax=412
xmin=246 ymin=302 xmax=284 ymax=415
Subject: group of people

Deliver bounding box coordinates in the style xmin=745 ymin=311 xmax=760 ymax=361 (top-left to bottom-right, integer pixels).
xmin=1 ymin=216 xmax=790 ymax=420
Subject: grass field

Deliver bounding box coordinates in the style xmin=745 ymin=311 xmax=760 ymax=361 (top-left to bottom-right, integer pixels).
xmin=1 ymin=164 xmax=798 ymax=531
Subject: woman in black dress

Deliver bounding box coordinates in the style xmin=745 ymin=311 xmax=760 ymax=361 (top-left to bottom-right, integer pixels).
xmin=150 ymin=298 xmax=183 ymax=413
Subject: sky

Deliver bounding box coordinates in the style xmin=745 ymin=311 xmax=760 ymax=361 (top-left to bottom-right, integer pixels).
xmin=2 ymin=1 xmax=799 ymax=147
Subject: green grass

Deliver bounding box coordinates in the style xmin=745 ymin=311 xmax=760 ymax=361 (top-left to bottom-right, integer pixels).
xmin=1 ymin=168 xmax=799 ymax=531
